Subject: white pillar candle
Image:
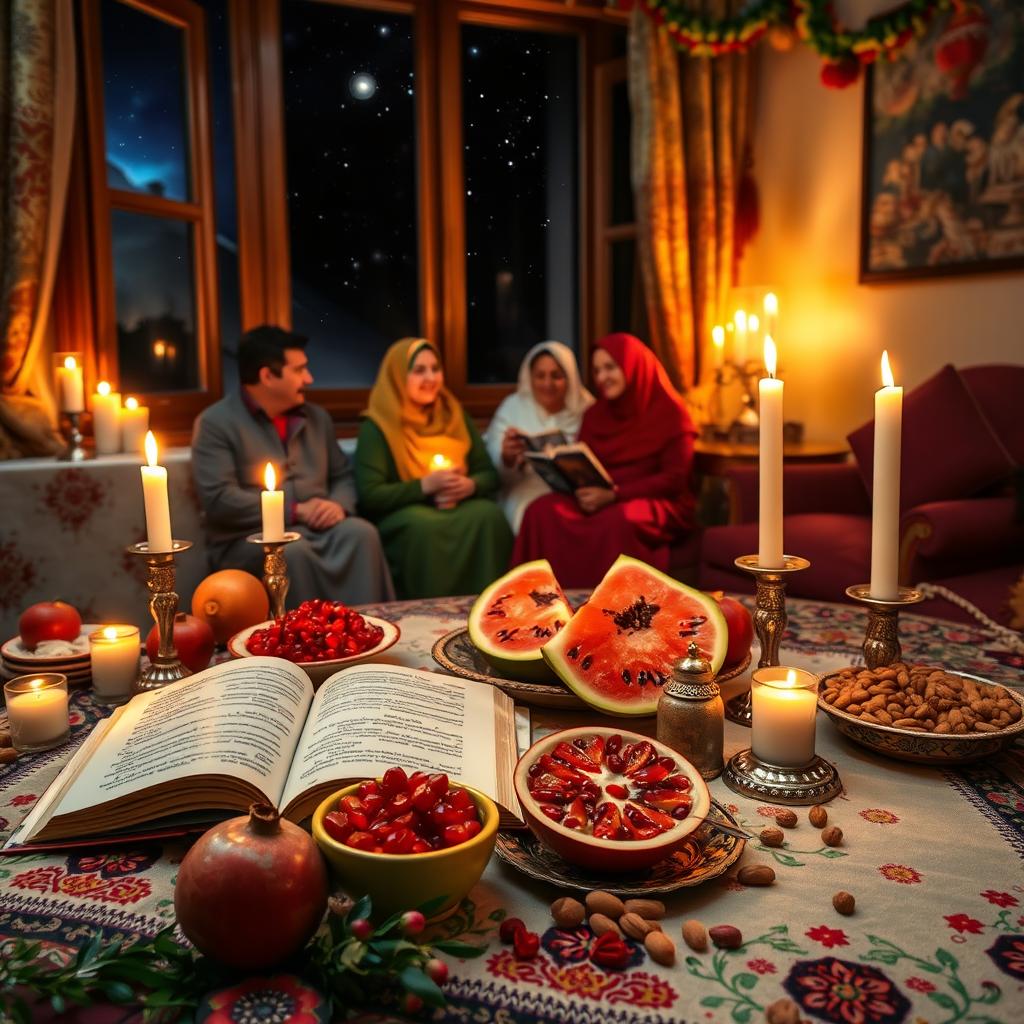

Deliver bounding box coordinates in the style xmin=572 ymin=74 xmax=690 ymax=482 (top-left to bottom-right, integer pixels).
xmin=734 ymin=310 xmax=748 ymax=365
xmin=141 ymin=431 xmax=173 ymax=552
xmin=712 ymin=325 xmax=725 ymax=369
xmin=764 ymin=292 xmax=778 ymax=340
xmin=121 ymin=397 xmax=150 ymax=456
xmin=56 ymin=356 xmax=84 ymax=413
xmin=870 ymin=351 xmax=903 ymax=599
xmin=758 ymin=337 xmax=784 ymax=568
xmin=261 ymin=462 xmax=285 ymax=542
xmin=91 ymin=382 xmax=122 ymax=455
xmin=4 ymin=675 xmax=70 ymax=750
xmin=751 ymin=667 xmax=819 ymax=767
xmin=89 ymin=626 xmax=140 ymax=703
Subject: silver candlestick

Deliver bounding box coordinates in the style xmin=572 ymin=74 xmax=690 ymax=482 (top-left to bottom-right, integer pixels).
xmin=58 ymin=411 xmax=88 ymax=462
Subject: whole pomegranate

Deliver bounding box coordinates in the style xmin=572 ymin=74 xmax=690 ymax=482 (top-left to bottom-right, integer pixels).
xmin=709 ymin=592 xmax=754 ymax=667
xmin=174 ymin=803 xmax=328 ymax=969
xmin=146 ymin=613 xmax=215 ymax=673
xmin=18 ymin=601 xmax=82 ymax=650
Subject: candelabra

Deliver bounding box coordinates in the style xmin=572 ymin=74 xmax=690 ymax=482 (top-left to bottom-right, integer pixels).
xmin=845 ymin=584 xmax=924 ymax=669
xmin=247 ymin=532 xmax=300 ymax=619
xmin=707 ymin=359 xmax=763 ymax=442
xmin=58 ymin=411 xmax=88 ymax=462
xmin=126 ymin=540 xmax=193 ymax=692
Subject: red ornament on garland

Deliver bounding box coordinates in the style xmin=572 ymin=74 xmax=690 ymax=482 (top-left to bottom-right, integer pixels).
xmin=820 ymin=56 xmax=861 ymax=89
xmin=935 ymin=6 xmax=989 ymax=100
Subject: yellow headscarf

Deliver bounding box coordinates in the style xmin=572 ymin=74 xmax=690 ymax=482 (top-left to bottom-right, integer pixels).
xmin=364 ymin=338 xmax=471 ymax=481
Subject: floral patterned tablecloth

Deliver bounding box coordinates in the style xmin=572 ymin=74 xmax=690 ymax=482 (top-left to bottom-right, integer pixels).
xmin=1 ymin=596 xmax=1023 ymax=1024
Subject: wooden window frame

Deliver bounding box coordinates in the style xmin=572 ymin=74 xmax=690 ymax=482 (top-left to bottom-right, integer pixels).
xmin=78 ymin=0 xmax=221 ymax=436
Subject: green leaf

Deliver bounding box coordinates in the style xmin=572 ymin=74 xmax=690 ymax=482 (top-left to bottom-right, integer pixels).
xmin=154 ymin=930 xmax=184 ymax=958
xmin=935 ymin=948 xmax=959 ymax=970
xmin=369 ymin=938 xmax=420 ymax=957
xmin=50 ymin=994 xmax=66 ymax=1015
xmin=979 ymin=982 xmax=1002 ymax=1004
xmin=398 ymin=965 xmax=446 ymax=1009
xmin=732 ymin=1004 xmax=753 ymax=1023
xmin=102 ymin=981 xmax=136 ymax=1003
xmin=734 ymin=972 xmax=759 ymax=990
xmin=701 ymin=997 xmax=726 ymax=1008
xmin=820 ymin=849 xmax=847 ymax=859
xmin=416 ymin=894 xmax=452 ymax=918
xmin=488 ymin=909 xmax=506 ymax=922
xmin=772 ymin=853 xmax=803 ymax=867
xmin=927 ymin=991 xmax=959 ymax=1011
xmin=432 ymin=939 xmax=487 ymax=958
xmin=862 ymin=950 xmax=901 ymax=966
xmin=350 ymin=895 xmax=372 ymax=923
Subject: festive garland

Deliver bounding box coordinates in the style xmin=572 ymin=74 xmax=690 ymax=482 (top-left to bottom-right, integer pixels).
xmin=632 ymin=0 xmax=966 ymax=88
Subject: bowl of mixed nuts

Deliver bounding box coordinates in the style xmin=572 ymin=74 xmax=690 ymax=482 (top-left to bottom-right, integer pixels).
xmin=818 ymin=662 xmax=1024 ymax=764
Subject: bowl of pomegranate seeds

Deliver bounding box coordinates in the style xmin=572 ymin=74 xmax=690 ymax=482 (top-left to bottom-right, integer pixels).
xmin=312 ymin=767 xmax=498 ymax=920
xmin=513 ymin=726 xmax=711 ymax=873
xmin=228 ymin=599 xmax=400 ymax=686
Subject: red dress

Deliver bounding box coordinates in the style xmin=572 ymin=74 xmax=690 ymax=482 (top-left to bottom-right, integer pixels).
xmin=510 ymin=333 xmax=696 ymax=588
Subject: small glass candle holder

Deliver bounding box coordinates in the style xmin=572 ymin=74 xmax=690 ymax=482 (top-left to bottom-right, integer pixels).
xmin=4 ymin=673 xmax=71 ymax=752
xmin=89 ymin=625 xmax=141 ymax=705
xmin=750 ymin=667 xmax=819 ymax=767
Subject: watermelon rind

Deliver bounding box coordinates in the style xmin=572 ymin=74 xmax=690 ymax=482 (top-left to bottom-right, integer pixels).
xmin=541 ymin=554 xmax=728 ymax=716
xmin=468 ymin=559 xmax=573 ymax=682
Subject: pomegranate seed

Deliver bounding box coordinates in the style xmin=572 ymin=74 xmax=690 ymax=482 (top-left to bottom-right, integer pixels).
xmin=513 ymin=929 xmax=540 ymax=960
xmin=382 ymin=766 xmax=409 ymax=795
xmin=605 ymin=734 xmax=623 ymax=755
xmin=344 ymin=831 xmax=376 ymax=851
xmin=604 ymin=783 xmax=628 ymax=800
xmin=499 ymin=917 xmax=526 ymax=944
xmin=323 ymin=811 xmax=352 ymax=842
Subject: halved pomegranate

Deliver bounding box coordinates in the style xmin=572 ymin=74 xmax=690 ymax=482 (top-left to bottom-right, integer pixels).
xmin=513 ymin=726 xmax=711 ymax=872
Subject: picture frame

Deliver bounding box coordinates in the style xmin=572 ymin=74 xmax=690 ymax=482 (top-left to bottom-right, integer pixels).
xmin=860 ymin=1 xmax=1024 ymax=283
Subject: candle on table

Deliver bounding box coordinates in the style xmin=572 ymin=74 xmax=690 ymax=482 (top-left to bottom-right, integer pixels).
xmin=89 ymin=626 xmax=140 ymax=704
xmin=712 ymin=325 xmax=725 ymax=370
xmin=431 ymin=454 xmax=454 ymax=509
xmin=121 ymin=397 xmax=149 ymax=456
xmin=4 ymin=674 xmax=70 ymax=751
xmin=733 ymin=310 xmax=748 ymax=366
xmin=758 ymin=336 xmax=784 ymax=568
xmin=261 ymin=462 xmax=285 ymax=542
xmin=764 ymin=292 xmax=778 ymax=340
xmin=56 ymin=356 xmax=84 ymax=413
xmin=141 ymin=431 xmax=173 ymax=552
xmin=751 ymin=667 xmax=819 ymax=767
xmin=91 ymin=381 xmax=122 ymax=455
xmin=870 ymin=351 xmax=903 ymax=600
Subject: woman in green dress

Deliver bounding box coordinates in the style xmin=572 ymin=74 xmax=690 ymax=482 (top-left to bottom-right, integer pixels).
xmin=355 ymin=338 xmax=513 ymax=598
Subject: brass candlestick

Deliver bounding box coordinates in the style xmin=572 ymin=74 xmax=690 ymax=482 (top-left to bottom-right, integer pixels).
xmin=723 ymin=748 xmax=843 ymax=806
xmin=725 ymin=554 xmax=811 ymax=726
xmin=58 ymin=411 xmax=88 ymax=462
xmin=246 ymin=532 xmax=301 ymax=619
xmin=126 ymin=540 xmax=193 ymax=692
xmin=845 ymin=584 xmax=924 ymax=669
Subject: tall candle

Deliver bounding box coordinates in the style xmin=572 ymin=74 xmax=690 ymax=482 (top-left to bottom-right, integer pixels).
xmin=56 ymin=356 xmax=84 ymax=413
xmin=261 ymin=462 xmax=285 ymax=542
xmin=734 ymin=310 xmax=748 ymax=366
xmin=4 ymin=675 xmax=70 ymax=751
xmin=92 ymin=381 xmax=122 ymax=455
xmin=764 ymin=292 xmax=778 ymax=340
xmin=758 ymin=337 xmax=784 ymax=568
xmin=712 ymin=325 xmax=725 ymax=369
xmin=121 ymin=397 xmax=149 ymax=456
xmin=141 ymin=431 xmax=173 ymax=552
xmin=870 ymin=351 xmax=903 ymax=599
xmin=89 ymin=625 xmax=140 ymax=704
xmin=751 ymin=667 xmax=819 ymax=767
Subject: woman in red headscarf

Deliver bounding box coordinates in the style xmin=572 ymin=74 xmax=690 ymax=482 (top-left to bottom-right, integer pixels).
xmin=510 ymin=333 xmax=696 ymax=587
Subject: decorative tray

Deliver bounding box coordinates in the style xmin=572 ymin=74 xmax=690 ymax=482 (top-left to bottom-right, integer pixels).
xmin=495 ymin=800 xmax=744 ymax=896
xmin=432 ymin=627 xmax=750 ymax=711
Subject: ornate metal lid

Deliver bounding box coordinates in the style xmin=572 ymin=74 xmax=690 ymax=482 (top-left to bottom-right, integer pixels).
xmin=663 ymin=641 xmax=720 ymax=700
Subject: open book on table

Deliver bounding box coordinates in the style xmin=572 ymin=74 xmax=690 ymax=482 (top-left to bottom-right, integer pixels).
xmin=523 ymin=441 xmax=614 ymax=494
xmin=4 ymin=657 xmax=524 ymax=851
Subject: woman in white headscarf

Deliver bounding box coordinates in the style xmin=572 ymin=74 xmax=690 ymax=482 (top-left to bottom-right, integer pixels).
xmin=484 ymin=341 xmax=593 ymax=532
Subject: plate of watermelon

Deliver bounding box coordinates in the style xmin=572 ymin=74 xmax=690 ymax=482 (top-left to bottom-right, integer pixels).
xmin=433 ymin=556 xmax=752 ymax=712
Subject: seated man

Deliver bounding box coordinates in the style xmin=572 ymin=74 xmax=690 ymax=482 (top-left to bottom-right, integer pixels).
xmin=192 ymin=325 xmax=395 ymax=606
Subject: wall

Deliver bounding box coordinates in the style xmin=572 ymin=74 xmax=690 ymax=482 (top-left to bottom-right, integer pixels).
xmin=740 ymin=5 xmax=1023 ymax=443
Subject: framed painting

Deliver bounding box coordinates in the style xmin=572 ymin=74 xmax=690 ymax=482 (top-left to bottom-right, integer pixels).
xmin=860 ymin=1 xmax=1024 ymax=282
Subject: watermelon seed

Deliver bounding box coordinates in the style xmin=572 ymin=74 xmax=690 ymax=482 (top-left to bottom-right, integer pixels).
xmin=496 ymin=627 xmax=520 ymax=643
xmin=487 ymin=609 xmax=507 ymax=618
xmin=581 ymin=655 xmax=593 ymax=671
xmin=622 ymin=668 xmax=632 ymax=685
xmin=603 ymin=595 xmax=661 ymax=634
xmin=568 ymin=646 xmax=580 ymax=660
xmin=529 ymin=589 xmax=561 ymax=608
xmin=678 ymin=629 xmax=697 ymax=638
xmin=530 ymin=625 xmax=553 ymax=638
xmin=637 ymin=670 xmax=648 ymax=686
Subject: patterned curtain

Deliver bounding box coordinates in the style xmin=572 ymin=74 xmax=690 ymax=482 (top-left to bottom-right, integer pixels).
xmin=628 ymin=3 xmax=753 ymax=392
xmin=0 ymin=0 xmax=75 ymax=459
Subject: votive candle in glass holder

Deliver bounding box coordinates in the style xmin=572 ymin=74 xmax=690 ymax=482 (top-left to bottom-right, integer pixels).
xmin=89 ymin=625 xmax=140 ymax=705
xmin=4 ymin=674 xmax=71 ymax=752
xmin=750 ymin=666 xmax=819 ymax=767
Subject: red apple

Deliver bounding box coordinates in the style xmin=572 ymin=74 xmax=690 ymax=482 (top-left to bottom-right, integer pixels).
xmin=146 ymin=613 xmax=215 ymax=674
xmin=709 ymin=592 xmax=754 ymax=667
xmin=18 ymin=601 xmax=82 ymax=650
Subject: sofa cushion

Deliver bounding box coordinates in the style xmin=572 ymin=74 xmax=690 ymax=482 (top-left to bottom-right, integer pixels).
xmin=847 ymin=364 xmax=1014 ymax=513
xmin=958 ymin=364 xmax=1024 ymax=467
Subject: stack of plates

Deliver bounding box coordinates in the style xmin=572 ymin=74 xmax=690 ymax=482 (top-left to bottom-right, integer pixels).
xmin=1 ymin=627 xmax=100 ymax=688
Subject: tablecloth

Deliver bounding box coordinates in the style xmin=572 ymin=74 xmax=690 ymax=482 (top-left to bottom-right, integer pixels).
xmin=1 ymin=596 xmax=1023 ymax=1024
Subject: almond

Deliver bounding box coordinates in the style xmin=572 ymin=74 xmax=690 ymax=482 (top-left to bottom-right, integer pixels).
xmin=623 ymin=897 xmax=666 ymax=920
xmin=619 ymin=912 xmax=655 ymax=941
xmin=737 ymin=863 xmax=776 ymax=886
xmin=589 ymin=912 xmax=622 ymax=937
xmin=709 ymin=924 xmax=743 ymax=949
xmin=821 ymin=825 xmax=844 ymax=847
xmin=550 ymin=897 xmax=585 ymax=929
xmin=775 ymin=808 xmax=798 ymax=828
xmin=681 ymin=919 xmax=708 ymax=952
xmin=809 ymin=805 xmax=828 ymax=828
xmin=760 ymin=826 xmax=785 ymax=847
xmin=644 ymin=929 xmax=676 ymax=966
xmin=586 ymin=890 xmax=625 ymax=919
xmin=833 ymin=890 xmax=856 ymax=915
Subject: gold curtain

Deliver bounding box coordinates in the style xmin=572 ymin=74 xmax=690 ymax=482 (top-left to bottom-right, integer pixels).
xmin=628 ymin=4 xmax=753 ymax=393
xmin=0 ymin=0 xmax=75 ymax=459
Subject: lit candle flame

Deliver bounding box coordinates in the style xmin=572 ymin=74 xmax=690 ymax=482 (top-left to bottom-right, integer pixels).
xmin=786 ymin=668 xmax=797 ymax=686
xmin=102 ymin=626 xmax=118 ymax=641
xmin=764 ymin=337 xmax=777 ymax=379
xmin=153 ymin=340 xmax=166 ymax=358
xmin=144 ymin=431 xmax=159 ymax=468
xmin=63 ymin=355 xmax=77 ymax=371
xmin=749 ymin=313 xmax=760 ymax=333
xmin=712 ymin=325 xmax=725 ymax=349
xmin=764 ymin=292 xmax=778 ymax=317
xmin=97 ymin=381 xmax=111 ymax=397
xmin=734 ymin=310 xmax=747 ymax=332
xmin=431 ymin=453 xmax=450 ymax=469
xmin=125 ymin=396 xmax=138 ymax=410
xmin=881 ymin=350 xmax=895 ymax=389
xmin=264 ymin=462 xmax=277 ymax=491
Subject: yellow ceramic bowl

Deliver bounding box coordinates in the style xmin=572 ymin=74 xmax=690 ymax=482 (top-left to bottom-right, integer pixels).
xmin=312 ymin=781 xmax=498 ymax=921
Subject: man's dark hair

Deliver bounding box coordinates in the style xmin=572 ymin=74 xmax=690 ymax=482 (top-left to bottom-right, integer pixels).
xmin=238 ymin=325 xmax=308 ymax=385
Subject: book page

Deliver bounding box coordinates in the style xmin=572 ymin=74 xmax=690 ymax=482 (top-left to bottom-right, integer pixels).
xmin=552 ymin=443 xmax=613 ymax=488
xmin=52 ymin=657 xmax=313 ymax=816
xmin=280 ymin=665 xmax=504 ymax=814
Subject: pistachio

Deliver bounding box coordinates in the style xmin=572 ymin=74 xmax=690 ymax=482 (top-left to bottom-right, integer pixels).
xmin=737 ymin=863 xmax=776 ymax=887
xmin=644 ymin=929 xmax=677 ymax=966
xmin=586 ymin=890 xmax=625 ymax=919
xmin=550 ymin=897 xmax=585 ymax=929
xmin=760 ymin=826 xmax=785 ymax=847
xmin=821 ymin=825 xmax=844 ymax=847
xmin=808 ymin=805 xmax=828 ymax=828
xmin=832 ymin=890 xmax=856 ymax=915
xmin=682 ymin=919 xmax=708 ymax=952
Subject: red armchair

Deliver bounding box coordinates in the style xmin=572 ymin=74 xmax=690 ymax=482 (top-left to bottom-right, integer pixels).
xmin=698 ymin=364 xmax=1024 ymax=628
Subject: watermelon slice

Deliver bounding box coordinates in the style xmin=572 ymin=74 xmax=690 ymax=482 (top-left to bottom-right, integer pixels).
xmin=541 ymin=555 xmax=728 ymax=715
xmin=468 ymin=560 xmax=574 ymax=681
